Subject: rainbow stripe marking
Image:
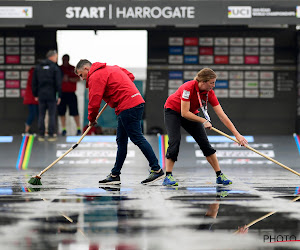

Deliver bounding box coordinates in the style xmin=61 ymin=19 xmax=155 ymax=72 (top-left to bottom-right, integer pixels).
xmin=158 ymin=135 xmax=169 ymax=170
xmin=16 ymin=135 xmax=35 ymax=170
xmin=293 ymin=133 xmax=300 ymax=156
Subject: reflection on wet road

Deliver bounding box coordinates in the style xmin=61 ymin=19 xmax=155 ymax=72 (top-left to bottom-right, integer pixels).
xmin=0 ymin=166 xmax=299 ymax=250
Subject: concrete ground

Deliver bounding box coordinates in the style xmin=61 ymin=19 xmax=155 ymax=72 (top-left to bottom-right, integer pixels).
xmin=0 ymin=135 xmax=300 ymax=250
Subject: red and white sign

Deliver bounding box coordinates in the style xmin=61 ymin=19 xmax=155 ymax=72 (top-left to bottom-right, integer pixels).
xmin=244 ymin=56 xmax=259 ymax=64
xmin=6 ymin=55 xmax=20 ymax=64
xmin=6 ymin=80 xmax=20 ymax=88
xmin=214 ymin=55 xmax=229 ymax=64
xmin=199 ymin=47 xmax=213 ymax=55
xmin=184 ymin=37 xmax=198 ymax=46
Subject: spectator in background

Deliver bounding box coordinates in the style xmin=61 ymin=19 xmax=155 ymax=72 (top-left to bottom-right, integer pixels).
xmin=32 ymin=50 xmax=62 ymax=141
xmin=23 ymin=67 xmax=38 ymax=134
xmin=58 ymin=54 xmax=81 ymax=136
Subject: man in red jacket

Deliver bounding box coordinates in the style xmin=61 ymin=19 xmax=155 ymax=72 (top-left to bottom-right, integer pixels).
xmin=58 ymin=54 xmax=81 ymax=136
xmin=75 ymin=59 xmax=164 ymax=185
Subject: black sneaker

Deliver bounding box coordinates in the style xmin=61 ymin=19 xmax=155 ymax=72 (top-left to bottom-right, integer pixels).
xmin=61 ymin=130 xmax=67 ymax=136
xmin=141 ymin=169 xmax=164 ymax=185
xmin=99 ymin=174 xmax=121 ymax=185
xmin=76 ymin=129 xmax=82 ymax=136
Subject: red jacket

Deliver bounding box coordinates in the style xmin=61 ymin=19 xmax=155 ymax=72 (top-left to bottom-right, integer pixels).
xmin=23 ymin=67 xmax=38 ymax=105
xmin=60 ymin=64 xmax=79 ymax=92
xmin=86 ymin=62 xmax=144 ymax=122
xmin=165 ymin=80 xmax=219 ymax=114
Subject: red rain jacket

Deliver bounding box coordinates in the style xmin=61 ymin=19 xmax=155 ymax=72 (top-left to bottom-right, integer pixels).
xmin=86 ymin=62 xmax=144 ymax=122
xmin=23 ymin=67 xmax=38 ymax=105
xmin=60 ymin=64 xmax=79 ymax=92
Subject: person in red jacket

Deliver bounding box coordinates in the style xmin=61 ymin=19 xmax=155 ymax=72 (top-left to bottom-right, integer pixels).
xmin=58 ymin=54 xmax=81 ymax=136
xmin=23 ymin=67 xmax=38 ymax=134
xmin=163 ymin=68 xmax=248 ymax=186
xmin=75 ymin=59 xmax=164 ymax=185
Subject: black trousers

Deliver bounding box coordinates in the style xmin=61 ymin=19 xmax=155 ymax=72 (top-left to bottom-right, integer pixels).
xmin=164 ymin=108 xmax=216 ymax=161
xmin=38 ymin=99 xmax=57 ymax=136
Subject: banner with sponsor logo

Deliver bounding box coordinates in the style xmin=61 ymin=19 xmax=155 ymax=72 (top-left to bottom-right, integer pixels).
xmin=0 ymin=1 xmax=300 ymax=26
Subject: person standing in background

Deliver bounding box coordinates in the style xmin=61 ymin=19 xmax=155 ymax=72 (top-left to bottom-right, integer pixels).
xmin=32 ymin=50 xmax=62 ymax=141
xmin=23 ymin=67 xmax=38 ymax=134
xmin=58 ymin=54 xmax=81 ymax=136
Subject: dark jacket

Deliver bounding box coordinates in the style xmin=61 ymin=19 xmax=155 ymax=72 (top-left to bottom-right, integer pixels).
xmin=32 ymin=59 xmax=62 ymax=101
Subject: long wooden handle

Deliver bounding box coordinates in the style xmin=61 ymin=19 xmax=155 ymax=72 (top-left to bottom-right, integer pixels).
xmin=234 ymin=196 xmax=300 ymax=234
xmin=38 ymin=103 xmax=108 ymax=177
xmin=211 ymin=127 xmax=300 ymax=177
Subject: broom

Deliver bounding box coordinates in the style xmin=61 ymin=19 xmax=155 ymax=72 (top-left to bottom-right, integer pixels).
xmin=211 ymin=127 xmax=300 ymax=177
xmin=233 ymin=195 xmax=300 ymax=234
xmin=28 ymin=103 xmax=108 ymax=185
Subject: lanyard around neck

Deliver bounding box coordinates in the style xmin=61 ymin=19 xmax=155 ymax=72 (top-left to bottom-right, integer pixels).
xmin=197 ymin=90 xmax=211 ymax=122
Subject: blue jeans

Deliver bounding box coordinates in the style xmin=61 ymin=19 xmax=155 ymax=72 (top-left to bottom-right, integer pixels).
xmin=111 ymin=103 xmax=161 ymax=176
xmin=26 ymin=104 xmax=39 ymax=126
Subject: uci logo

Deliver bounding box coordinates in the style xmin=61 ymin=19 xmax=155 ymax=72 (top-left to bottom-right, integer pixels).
xmin=228 ymin=6 xmax=252 ymax=18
